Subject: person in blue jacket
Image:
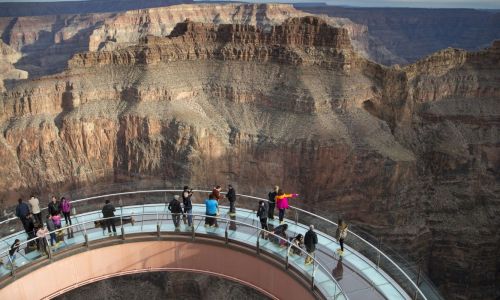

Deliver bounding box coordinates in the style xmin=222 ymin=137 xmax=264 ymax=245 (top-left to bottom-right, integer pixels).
xmin=15 ymin=198 xmax=30 ymax=231
xmin=204 ymin=194 xmax=219 ymax=227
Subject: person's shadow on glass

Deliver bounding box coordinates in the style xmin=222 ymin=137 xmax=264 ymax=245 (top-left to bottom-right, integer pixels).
xmin=332 ymin=256 xmax=344 ymax=281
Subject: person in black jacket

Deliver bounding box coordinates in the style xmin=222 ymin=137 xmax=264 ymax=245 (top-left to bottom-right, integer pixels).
xmin=304 ymin=225 xmax=318 ymax=265
xmin=267 ymin=186 xmax=278 ymax=220
xmin=271 ymin=223 xmax=288 ymax=247
xmin=101 ymin=200 xmax=116 ymax=235
xmin=48 ymin=196 xmax=60 ymax=216
xmin=8 ymin=239 xmax=21 ymax=268
xmin=182 ymin=186 xmax=193 ymax=228
xmin=227 ymin=184 xmax=236 ymax=216
xmin=168 ymin=195 xmax=183 ymax=230
xmin=256 ymin=200 xmax=269 ymax=236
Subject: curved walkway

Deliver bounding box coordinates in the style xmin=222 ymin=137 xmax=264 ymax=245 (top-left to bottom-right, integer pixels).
xmin=1 ymin=240 xmax=318 ymax=300
xmin=0 ymin=190 xmax=424 ymax=299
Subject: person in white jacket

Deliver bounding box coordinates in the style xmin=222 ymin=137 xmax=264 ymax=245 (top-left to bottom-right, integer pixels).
xmin=29 ymin=195 xmax=42 ymax=225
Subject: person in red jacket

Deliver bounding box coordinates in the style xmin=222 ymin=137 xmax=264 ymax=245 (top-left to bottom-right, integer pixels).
xmin=212 ymin=185 xmax=224 ymax=201
xmin=275 ymin=189 xmax=299 ymax=224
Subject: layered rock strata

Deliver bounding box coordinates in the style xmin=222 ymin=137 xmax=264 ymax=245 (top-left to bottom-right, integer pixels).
xmin=0 ymin=41 xmax=27 ymax=91
xmin=0 ymin=17 xmax=498 ymax=300
xmin=300 ymin=5 xmax=500 ymax=64
xmin=0 ymin=3 xmax=391 ymax=81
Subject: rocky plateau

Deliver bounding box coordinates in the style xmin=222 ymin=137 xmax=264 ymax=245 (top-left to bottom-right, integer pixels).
xmin=0 ymin=3 xmax=498 ymax=300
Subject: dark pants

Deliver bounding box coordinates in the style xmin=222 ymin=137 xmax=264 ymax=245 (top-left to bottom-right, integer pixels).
xmin=39 ymin=237 xmax=49 ymax=256
xmin=268 ymin=202 xmax=275 ymax=219
xmin=206 ymin=214 xmax=217 ymax=227
xmin=259 ymin=218 xmax=268 ymax=231
xmin=340 ymin=238 xmax=345 ymax=251
xmin=63 ymin=212 xmax=72 ymax=225
xmin=21 ymin=217 xmax=29 ymax=232
xmin=33 ymin=213 xmax=43 ymax=225
xmin=27 ymin=231 xmax=36 ymax=250
xmin=105 ymin=218 xmax=116 ymax=233
xmin=229 ymin=201 xmax=236 ymax=214
xmin=278 ymin=208 xmax=286 ymax=222
xmin=172 ymin=213 xmax=181 ymax=228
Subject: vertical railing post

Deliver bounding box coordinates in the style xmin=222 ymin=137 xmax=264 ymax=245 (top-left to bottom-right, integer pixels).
xmin=141 ymin=205 xmax=145 ymax=231
xmin=376 ymin=236 xmax=382 ymax=269
xmin=156 ymin=210 xmax=160 ymax=238
xmin=286 ymin=242 xmax=293 ymax=270
xmin=164 ymin=192 xmax=168 ymax=225
xmin=311 ymin=258 xmax=316 ymax=290
xmin=224 ymin=220 xmax=229 ymax=244
xmin=414 ymin=259 xmax=422 ymax=300
xmin=83 ymin=223 xmax=89 ymax=249
xmin=47 ymin=237 xmax=53 ymax=260
xmin=191 ymin=219 xmax=195 ymax=240
xmin=295 ymin=210 xmax=298 ymax=225
xmin=119 ymin=199 xmax=124 ymax=240
xmin=7 ymin=254 xmax=15 ymax=276
xmin=256 ymin=232 xmax=260 ymax=255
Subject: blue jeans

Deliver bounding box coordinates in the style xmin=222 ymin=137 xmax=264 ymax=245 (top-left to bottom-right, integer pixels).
xmin=49 ymin=232 xmax=56 ymax=246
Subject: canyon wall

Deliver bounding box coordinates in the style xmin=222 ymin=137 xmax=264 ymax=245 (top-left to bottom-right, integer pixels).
xmin=0 ymin=8 xmax=498 ymax=300
xmin=300 ymin=5 xmax=500 ymax=64
xmin=0 ymin=4 xmax=393 ymax=82
xmin=0 ymin=41 xmax=27 ymax=92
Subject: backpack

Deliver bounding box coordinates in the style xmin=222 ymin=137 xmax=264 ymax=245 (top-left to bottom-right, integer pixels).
xmin=52 ymin=215 xmax=62 ymax=227
xmin=257 ymin=205 xmax=264 ymax=218
xmin=169 ymin=199 xmax=182 ymax=213
xmin=61 ymin=199 xmax=71 ymax=213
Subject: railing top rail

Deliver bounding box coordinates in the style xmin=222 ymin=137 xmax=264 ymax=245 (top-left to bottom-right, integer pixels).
xmin=0 ymin=188 xmax=427 ymax=300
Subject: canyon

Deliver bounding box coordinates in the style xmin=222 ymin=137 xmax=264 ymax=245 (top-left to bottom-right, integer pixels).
xmin=0 ymin=3 xmax=395 ymax=85
xmin=54 ymin=271 xmax=270 ymax=299
xmin=299 ymin=5 xmax=500 ymax=64
xmin=0 ymin=3 xmax=498 ymax=300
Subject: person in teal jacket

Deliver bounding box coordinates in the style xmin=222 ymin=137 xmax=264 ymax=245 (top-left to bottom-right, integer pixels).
xmin=205 ymin=194 xmax=219 ymax=227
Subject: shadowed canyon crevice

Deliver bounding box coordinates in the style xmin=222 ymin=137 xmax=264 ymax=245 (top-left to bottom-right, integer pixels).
xmin=54 ymin=271 xmax=271 ymax=300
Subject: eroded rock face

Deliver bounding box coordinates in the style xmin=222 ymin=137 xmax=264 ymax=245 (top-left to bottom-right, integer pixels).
xmin=70 ymin=17 xmax=353 ymax=69
xmin=0 ymin=3 xmax=390 ymax=80
xmin=0 ymin=15 xmax=499 ymax=300
xmin=54 ymin=271 xmax=270 ymax=300
xmin=300 ymin=5 xmax=500 ymax=64
xmin=0 ymin=41 xmax=27 ymax=91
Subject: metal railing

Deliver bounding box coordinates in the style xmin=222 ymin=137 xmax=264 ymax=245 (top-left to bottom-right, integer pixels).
xmin=0 ymin=210 xmax=345 ymax=300
xmin=0 ymin=188 xmax=439 ymax=300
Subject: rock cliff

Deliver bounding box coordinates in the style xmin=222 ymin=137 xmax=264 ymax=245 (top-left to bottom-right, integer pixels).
xmin=300 ymin=5 xmax=500 ymax=64
xmin=0 ymin=12 xmax=499 ymax=300
xmin=0 ymin=41 xmax=27 ymax=92
xmin=0 ymin=3 xmax=390 ymax=81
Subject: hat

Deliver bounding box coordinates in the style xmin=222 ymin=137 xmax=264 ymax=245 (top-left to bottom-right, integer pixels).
xmin=174 ymin=195 xmax=180 ymax=200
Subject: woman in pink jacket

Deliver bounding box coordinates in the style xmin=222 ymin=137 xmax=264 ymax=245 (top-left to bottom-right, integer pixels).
xmin=275 ymin=189 xmax=299 ymax=224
